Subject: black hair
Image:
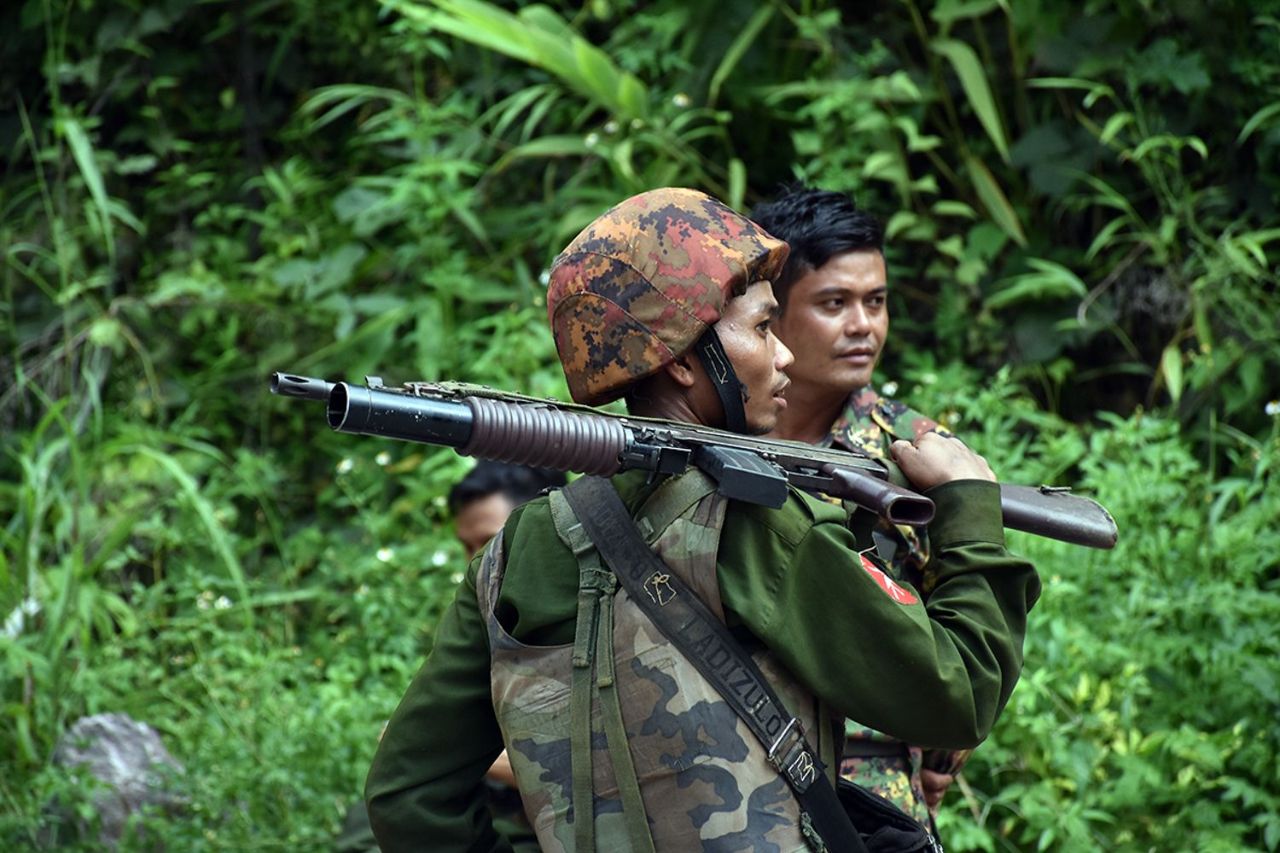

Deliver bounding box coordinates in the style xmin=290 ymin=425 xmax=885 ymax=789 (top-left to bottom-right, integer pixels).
xmin=750 ymin=186 xmax=885 ymax=308
xmin=447 ymin=461 xmax=567 ymax=515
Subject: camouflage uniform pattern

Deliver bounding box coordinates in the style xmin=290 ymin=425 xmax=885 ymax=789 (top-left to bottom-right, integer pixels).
xmin=547 ymin=188 xmax=789 ymax=405
xmin=830 ymin=385 xmax=970 ymax=826
xmin=476 ymin=471 xmax=837 ymax=852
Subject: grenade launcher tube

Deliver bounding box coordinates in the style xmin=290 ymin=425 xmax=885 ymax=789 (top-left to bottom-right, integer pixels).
xmin=328 ymin=382 xmax=628 ymax=477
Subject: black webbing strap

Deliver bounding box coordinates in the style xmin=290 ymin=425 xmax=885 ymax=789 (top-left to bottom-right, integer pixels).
xmin=562 ymin=476 xmax=868 ymax=853
xmin=692 ymin=329 xmax=749 ymax=434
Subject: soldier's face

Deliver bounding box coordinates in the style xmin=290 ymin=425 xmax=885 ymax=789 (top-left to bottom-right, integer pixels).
xmin=455 ymin=492 xmax=516 ymax=559
xmin=712 ymin=280 xmax=794 ymax=435
xmin=775 ymin=250 xmax=889 ymax=400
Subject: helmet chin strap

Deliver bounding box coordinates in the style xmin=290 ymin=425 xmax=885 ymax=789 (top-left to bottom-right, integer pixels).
xmin=692 ymin=329 xmax=749 ymax=434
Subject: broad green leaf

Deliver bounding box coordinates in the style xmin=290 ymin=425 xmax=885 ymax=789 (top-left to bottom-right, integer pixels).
xmin=893 ymin=116 xmax=942 ymax=152
xmin=966 ymin=155 xmax=1026 ymax=246
xmin=862 ymin=150 xmax=900 ymax=180
xmin=932 ymin=200 xmax=977 ymax=219
xmin=933 ymin=38 xmax=1010 ymax=162
xmin=885 ymin=211 xmax=920 ymax=240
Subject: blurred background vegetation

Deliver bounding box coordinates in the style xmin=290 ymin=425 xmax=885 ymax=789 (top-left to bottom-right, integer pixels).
xmin=2 ymin=0 xmax=1277 ymax=849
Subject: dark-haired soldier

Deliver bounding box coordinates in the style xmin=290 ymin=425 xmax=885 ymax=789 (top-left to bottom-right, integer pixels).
xmin=752 ymin=187 xmax=973 ymax=826
xmin=337 ymin=463 xmax=563 ymax=853
xmin=450 ymin=462 xmax=567 ymax=560
xmin=365 ymin=188 xmax=1038 ymax=851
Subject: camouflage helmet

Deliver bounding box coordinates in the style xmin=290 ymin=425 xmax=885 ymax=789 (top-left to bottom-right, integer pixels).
xmin=547 ymin=188 xmax=789 ymax=405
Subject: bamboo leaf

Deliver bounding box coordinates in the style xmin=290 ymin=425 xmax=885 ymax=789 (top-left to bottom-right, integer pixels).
xmin=58 ymin=117 xmax=115 ymax=257
xmin=1099 ymin=113 xmax=1133 ymax=146
xmin=127 ymin=445 xmax=253 ymax=627
xmin=932 ymin=200 xmax=978 ymax=219
xmin=1238 ymin=100 xmax=1280 ymax=143
xmin=932 ymin=0 xmax=1002 ymax=25
xmin=492 ymin=135 xmax=592 ymax=172
xmin=1085 ymin=216 xmax=1131 ymax=261
xmin=708 ymin=5 xmax=775 ymax=105
xmin=933 ymin=38 xmax=1010 ymax=163
xmin=420 ymin=0 xmax=649 ymax=120
xmin=1161 ymin=344 xmax=1184 ymax=404
xmin=986 ymin=258 xmax=1087 ymax=309
xmin=727 ymin=158 xmax=746 ymax=212
xmin=966 ymin=155 xmax=1026 ymax=246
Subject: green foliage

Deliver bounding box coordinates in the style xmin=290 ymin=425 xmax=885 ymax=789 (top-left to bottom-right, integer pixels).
xmin=2 ymin=0 xmax=1276 ymax=848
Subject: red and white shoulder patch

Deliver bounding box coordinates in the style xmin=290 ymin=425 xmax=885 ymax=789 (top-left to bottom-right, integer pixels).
xmin=860 ymin=554 xmax=919 ymax=605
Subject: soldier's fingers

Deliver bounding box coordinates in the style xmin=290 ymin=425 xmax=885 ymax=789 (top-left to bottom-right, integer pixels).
xmin=889 ymin=439 xmax=915 ymax=462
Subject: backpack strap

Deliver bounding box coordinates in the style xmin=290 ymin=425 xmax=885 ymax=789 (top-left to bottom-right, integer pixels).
xmin=549 ymin=489 xmax=655 ymax=853
xmin=561 ymin=476 xmax=870 ymax=853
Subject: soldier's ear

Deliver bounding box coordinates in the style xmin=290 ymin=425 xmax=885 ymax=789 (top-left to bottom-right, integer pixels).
xmin=663 ymin=354 xmax=698 ymax=389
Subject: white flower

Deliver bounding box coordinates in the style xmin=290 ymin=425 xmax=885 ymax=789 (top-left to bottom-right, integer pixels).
xmin=881 ymin=381 xmax=899 ymax=397
xmin=584 ymin=132 xmax=600 ymax=148
xmin=214 ymin=596 xmax=232 ymax=610
xmin=197 ymin=590 xmax=214 ymax=611
xmin=604 ymin=120 xmax=619 ymax=134
xmin=539 ymin=269 xmax=551 ymax=287
xmin=671 ymin=93 xmax=691 ymax=108
xmin=3 ymin=597 xmax=40 ymax=639
xmin=336 ymin=458 xmax=354 ymax=475
xmin=375 ymin=451 xmax=392 ymax=466
xmin=376 ymin=547 xmax=395 ymax=563
xmin=1266 ymin=400 xmax=1280 ymax=416
xmin=432 ymin=550 xmax=448 ymax=567
xmin=450 ymin=571 xmax=464 ymax=585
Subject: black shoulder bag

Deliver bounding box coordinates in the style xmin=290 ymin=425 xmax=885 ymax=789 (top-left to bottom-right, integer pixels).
xmin=562 ymin=476 xmax=940 ymax=853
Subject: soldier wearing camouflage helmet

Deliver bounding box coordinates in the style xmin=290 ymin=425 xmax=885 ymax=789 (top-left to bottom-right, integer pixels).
xmin=365 ymin=188 xmax=1040 ymax=852
xmin=751 ymin=186 xmax=985 ymax=829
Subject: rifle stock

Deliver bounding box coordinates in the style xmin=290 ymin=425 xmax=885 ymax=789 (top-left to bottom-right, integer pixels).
xmin=271 ymin=372 xmax=1117 ymax=549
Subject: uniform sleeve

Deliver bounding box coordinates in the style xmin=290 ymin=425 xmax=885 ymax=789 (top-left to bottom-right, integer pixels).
xmin=364 ymin=559 xmax=513 ymax=853
xmin=717 ymin=479 xmax=1040 ymax=750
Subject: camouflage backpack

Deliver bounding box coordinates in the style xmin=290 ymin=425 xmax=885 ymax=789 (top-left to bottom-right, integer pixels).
xmin=475 ymin=471 xmax=840 ymax=852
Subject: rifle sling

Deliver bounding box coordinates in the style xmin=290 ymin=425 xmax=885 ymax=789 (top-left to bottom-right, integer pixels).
xmin=561 ymin=475 xmax=868 ymax=853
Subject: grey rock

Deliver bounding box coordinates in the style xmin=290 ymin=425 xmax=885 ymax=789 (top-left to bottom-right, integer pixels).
xmin=48 ymin=713 xmax=186 ymax=849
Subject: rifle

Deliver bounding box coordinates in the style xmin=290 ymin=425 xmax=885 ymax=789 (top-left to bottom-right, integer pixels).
xmin=270 ymin=372 xmax=1118 ymax=550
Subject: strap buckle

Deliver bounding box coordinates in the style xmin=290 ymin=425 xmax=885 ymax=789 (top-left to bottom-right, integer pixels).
xmin=767 ymin=717 xmax=819 ymax=792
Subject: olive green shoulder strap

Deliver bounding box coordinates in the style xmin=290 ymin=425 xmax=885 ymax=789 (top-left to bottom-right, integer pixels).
xmin=549 ymin=487 xmax=654 ymax=853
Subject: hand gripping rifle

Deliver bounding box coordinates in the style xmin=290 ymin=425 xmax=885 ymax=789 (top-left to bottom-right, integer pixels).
xmin=270 ymin=372 xmax=1117 ymax=549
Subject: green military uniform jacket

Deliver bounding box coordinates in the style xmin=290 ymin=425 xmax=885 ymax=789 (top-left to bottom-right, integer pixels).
xmin=365 ymin=469 xmax=1039 ymax=852
xmin=829 ymin=385 xmax=972 ymax=823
